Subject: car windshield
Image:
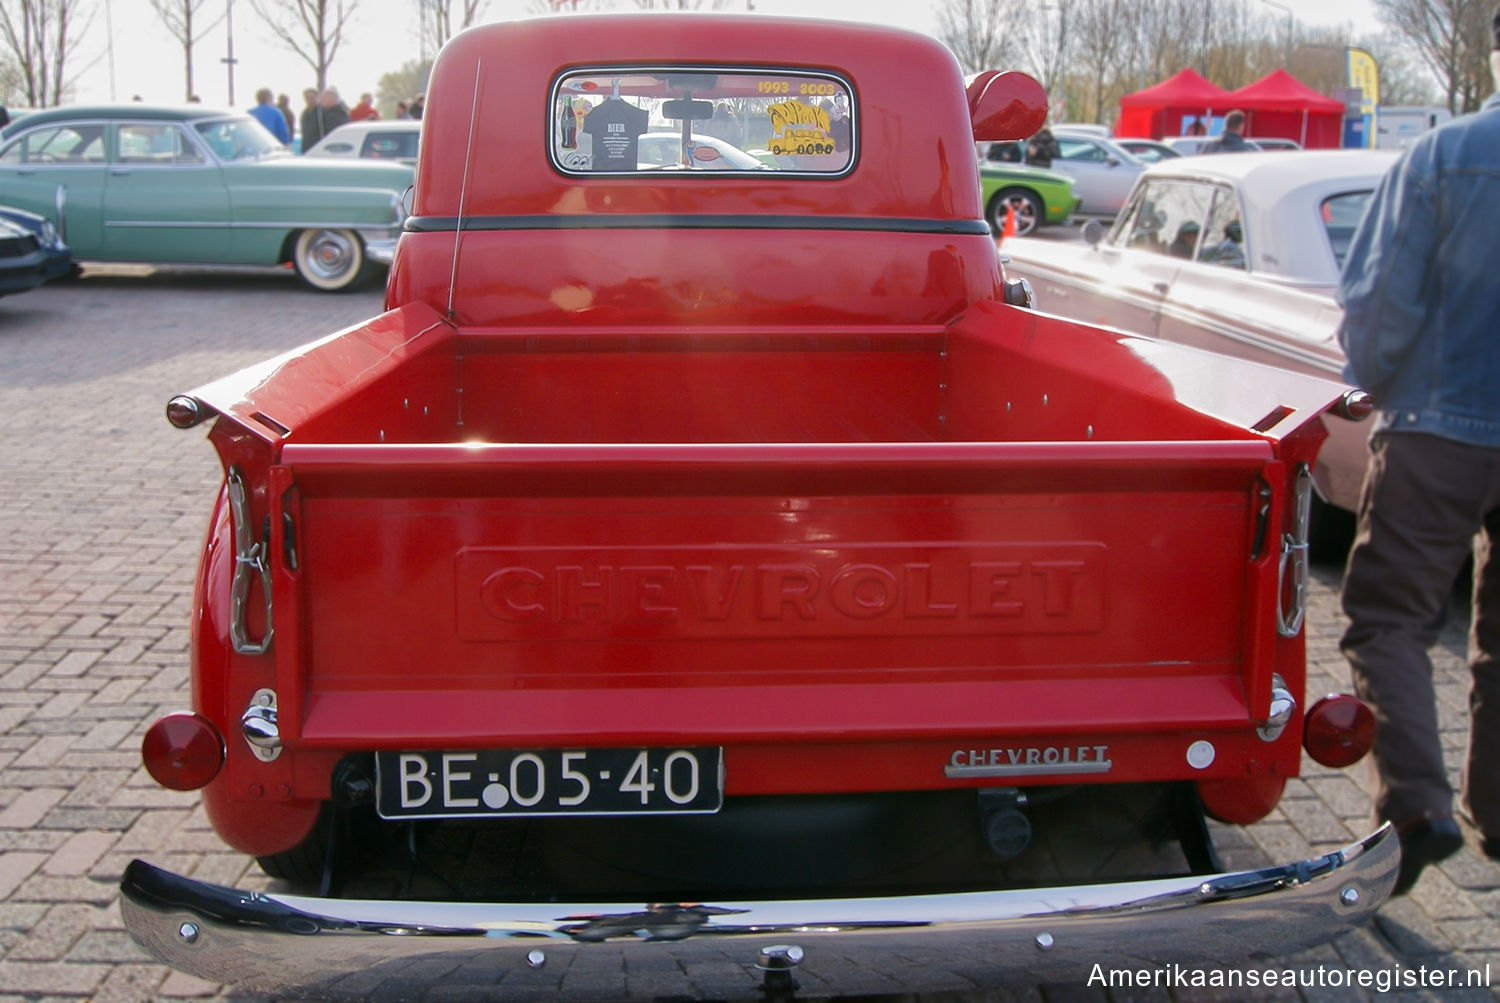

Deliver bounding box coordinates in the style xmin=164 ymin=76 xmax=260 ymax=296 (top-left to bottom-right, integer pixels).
xmin=193 ymin=116 xmax=287 ymax=161
xmin=551 ymin=67 xmax=853 ymax=175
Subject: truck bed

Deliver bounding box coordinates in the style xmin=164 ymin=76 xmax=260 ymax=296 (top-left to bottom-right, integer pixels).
xmin=271 ymin=302 xmax=1300 ymax=448
xmin=185 ymin=300 xmax=1341 ymax=793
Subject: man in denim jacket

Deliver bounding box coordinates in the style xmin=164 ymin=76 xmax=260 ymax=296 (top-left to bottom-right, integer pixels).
xmin=1336 ymin=8 xmax=1500 ymax=896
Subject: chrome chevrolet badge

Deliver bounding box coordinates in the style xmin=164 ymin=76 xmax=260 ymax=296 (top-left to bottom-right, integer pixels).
xmin=944 ymin=745 xmax=1113 ymax=778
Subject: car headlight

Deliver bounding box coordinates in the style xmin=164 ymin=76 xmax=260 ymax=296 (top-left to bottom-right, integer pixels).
xmin=39 ymin=220 xmax=60 ymax=248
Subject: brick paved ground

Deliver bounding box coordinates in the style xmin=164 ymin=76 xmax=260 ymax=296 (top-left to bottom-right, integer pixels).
xmin=1 ymin=266 xmax=1497 ymax=1002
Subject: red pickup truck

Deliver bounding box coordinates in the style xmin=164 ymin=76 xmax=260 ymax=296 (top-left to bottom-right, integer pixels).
xmin=121 ymin=14 xmax=1394 ymax=999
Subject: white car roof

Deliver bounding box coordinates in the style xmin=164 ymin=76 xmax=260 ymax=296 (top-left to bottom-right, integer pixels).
xmin=1141 ymin=149 xmax=1396 ymax=191
xmin=333 ymin=120 xmax=419 ymax=132
xmin=1136 ymin=150 xmax=1399 ymax=285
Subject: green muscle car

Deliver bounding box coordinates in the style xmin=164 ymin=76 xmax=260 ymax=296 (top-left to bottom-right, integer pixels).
xmin=0 ymin=105 xmax=414 ymax=292
xmin=978 ymin=159 xmax=1078 ymax=236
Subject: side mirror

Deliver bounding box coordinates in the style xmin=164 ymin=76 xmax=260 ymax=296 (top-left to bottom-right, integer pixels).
xmin=968 ymin=71 xmax=1047 ymax=142
xmin=1081 ymin=219 xmax=1105 ymax=246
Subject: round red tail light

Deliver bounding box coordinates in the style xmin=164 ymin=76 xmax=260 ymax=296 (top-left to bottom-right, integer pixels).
xmin=1303 ymin=694 xmax=1376 ymax=768
xmin=142 ymin=713 xmax=225 ymax=791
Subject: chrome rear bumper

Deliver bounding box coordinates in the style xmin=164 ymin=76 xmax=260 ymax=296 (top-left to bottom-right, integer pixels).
xmin=121 ymin=823 xmax=1395 ymax=1000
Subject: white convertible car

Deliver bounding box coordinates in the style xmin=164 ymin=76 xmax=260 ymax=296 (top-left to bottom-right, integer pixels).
xmin=1001 ymin=149 xmax=1398 ymax=515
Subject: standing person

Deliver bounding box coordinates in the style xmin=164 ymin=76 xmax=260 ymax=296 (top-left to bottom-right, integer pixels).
xmin=409 ymin=93 xmax=426 ymax=120
xmin=276 ymin=93 xmax=296 ymax=142
xmin=1200 ymin=109 xmax=1250 ymax=153
xmin=827 ymin=91 xmax=851 ymax=153
xmin=1025 ymin=126 xmax=1058 ymax=168
xmin=248 ymin=87 xmax=290 ymax=144
xmin=350 ymin=91 xmax=380 ymax=121
xmin=299 ymin=88 xmax=323 ymax=152
xmin=394 ymin=100 xmax=410 ymax=119
xmin=1335 ymin=5 xmax=1500 ymax=897
xmin=318 ymin=88 xmax=352 ymax=139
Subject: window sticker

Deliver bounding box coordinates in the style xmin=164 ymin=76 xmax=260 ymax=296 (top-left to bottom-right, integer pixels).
xmin=551 ymin=68 xmax=855 ymax=176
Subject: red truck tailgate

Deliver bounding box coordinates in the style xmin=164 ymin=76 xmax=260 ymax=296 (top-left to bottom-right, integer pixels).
xmin=276 ymin=439 xmax=1274 ymax=750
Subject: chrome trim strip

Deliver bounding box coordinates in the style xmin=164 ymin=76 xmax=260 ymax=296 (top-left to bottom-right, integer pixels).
xmin=406 ymin=213 xmax=992 ymax=236
xmin=121 ymin=824 xmax=1395 ymax=999
xmin=945 ymin=760 xmax=1113 ymax=777
xmin=103 ymin=220 xmax=402 ymax=231
xmin=1010 ymin=260 xmax=1342 ymax=376
xmin=229 ymin=185 xmax=411 ymax=197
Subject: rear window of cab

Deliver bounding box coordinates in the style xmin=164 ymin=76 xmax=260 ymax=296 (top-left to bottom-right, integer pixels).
xmin=550 ymin=67 xmax=855 ymax=177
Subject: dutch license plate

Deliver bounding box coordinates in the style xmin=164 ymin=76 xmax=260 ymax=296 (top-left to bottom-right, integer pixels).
xmin=374 ymin=747 xmax=723 ymax=819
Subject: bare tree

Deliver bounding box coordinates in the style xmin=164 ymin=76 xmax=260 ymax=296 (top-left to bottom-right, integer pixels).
xmin=150 ymin=0 xmax=227 ymax=102
xmin=420 ymin=0 xmax=488 ymax=59
xmin=2 ymin=57 xmax=23 ymax=104
xmin=377 ymin=57 xmax=430 ymax=114
xmin=0 ymin=0 xmax=92 ymax=107
xmin=528 ymin=0 xmax=613 ymax=13
xmin=251 ymin=0 xmax=357 ymax=91
xmin=1374 ymin=0 xmax=1492 ymax=112
xmin=1200 ymin=0 xmax=1276 ymax=89
xmin=1143 ymin=0 xmax=1217 ymax=84
xmin=1072 ymin=0 xmax=1133 ymax=121
xmin=1028 ymin=1 xmax=1073 ymax=108
xmin=1367 ymin=38 xmax=1442 ymax=105
xmin=937 ymin=0 xmax=1022 ymax=76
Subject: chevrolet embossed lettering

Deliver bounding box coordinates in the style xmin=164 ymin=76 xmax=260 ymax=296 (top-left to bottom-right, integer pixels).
xmin=456 ymin=542 xmax=1106 ymax=640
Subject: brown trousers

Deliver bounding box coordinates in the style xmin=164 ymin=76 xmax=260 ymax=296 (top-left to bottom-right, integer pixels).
xmin=1341 ymin=431 xmax=1500 ymax=834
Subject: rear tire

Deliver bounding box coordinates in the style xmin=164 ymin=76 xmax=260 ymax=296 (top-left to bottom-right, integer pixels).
xmin=987 ymin=188 xmax=1044 ymax=237
xmin=292 ymin=228 xmax=370 ymax=292
xmin=1307 ymin=494 xmax=1356 ymax=565
xmin=256 ymin=807 xmax=328 ymax=884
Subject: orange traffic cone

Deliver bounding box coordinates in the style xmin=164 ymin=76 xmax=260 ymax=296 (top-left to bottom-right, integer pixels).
xmin=1000 ymin=203 xmax=1016 ymax=243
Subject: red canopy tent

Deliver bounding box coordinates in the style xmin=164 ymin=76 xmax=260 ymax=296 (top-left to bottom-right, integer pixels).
xmin=1114 ymin=68 xmax=1230 ymax=139
xmin=1223 ymin=69 xmax=1345 ymax=149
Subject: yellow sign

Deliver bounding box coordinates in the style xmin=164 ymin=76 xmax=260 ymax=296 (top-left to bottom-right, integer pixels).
xmin=1346 ymin=48 xmax=1379 ymax=116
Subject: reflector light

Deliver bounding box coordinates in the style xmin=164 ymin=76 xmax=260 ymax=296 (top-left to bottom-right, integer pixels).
xmin=1303 ymin=695 xmax=1375 ymax=768
xmin=1336 ymin=390 xmax=1375 ymax=421
xmin=142 ymin=713 xmax=225 ymax=791
xmin=165 ymin=396 xmax=204 ymax=429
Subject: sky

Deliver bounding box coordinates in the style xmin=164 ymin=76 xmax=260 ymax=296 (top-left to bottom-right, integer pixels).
xmin=69 ymin=0 xmax=1386 ymax=109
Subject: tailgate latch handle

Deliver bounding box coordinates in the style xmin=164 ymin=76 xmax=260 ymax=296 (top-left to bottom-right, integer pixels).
xmin=227 ymin=467 xmax=274 ymax=655
xmin=1276 ymin=464 xmax=1312 ymax=638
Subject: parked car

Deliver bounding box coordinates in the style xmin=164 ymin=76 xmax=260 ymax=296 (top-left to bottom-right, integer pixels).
xmin=1049 ymin=122 xmax=1112 ymax=137
xmin=1043 ymin=129 xmax=1149 ymax=217
xmin=0 ymin=203 xmax=72 ymax=286
xmin=1164 ymin=135 xmax=1274 ymax=155
xmin=0 ymin=105 xmax=414 ymax=291
xmin=978 ymin=160 xmax=1077 ymax=235
xmin=303 ymin=119 xmax=421 ymax=164
xmin=1116 ymin=137 xmax=1182 ymax=163
xmin=0 ymin=212 xmax=59 ymax=297
xmin=999 ymin=149 xmax=1399 ymax=515
xmin=985 ymin=131 xmax=1145 ymax=217
xmin=1251 ymin=136 xmax=1302 ymax=151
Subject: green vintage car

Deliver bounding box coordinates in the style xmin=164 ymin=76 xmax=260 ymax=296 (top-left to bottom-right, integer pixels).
xmin=978 ymin=159 xmax=1078 ymax=236
xmin=0 ymin=105 xmax=414 ymax=292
